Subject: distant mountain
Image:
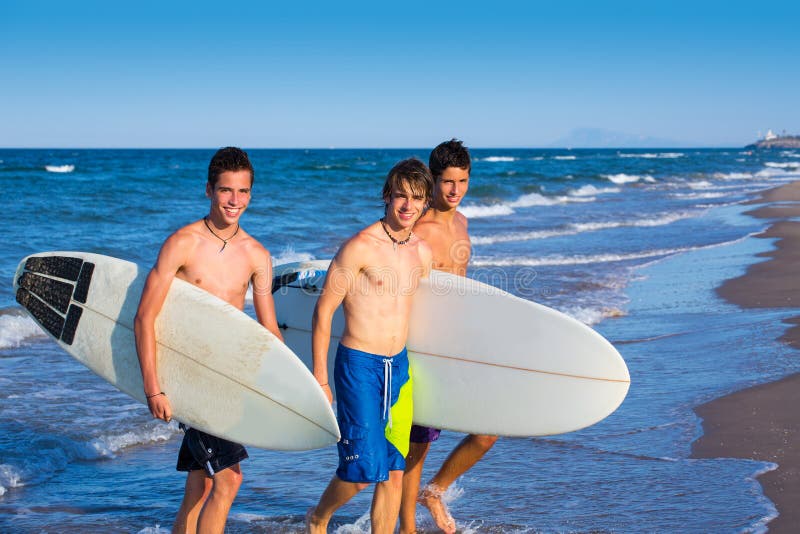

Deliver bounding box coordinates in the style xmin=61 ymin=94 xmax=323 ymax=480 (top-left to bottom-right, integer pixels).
xmin=548 ymin=128 xmax=697 ymax=149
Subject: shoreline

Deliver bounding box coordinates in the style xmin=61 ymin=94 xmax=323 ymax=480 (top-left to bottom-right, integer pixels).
xmin=691 ymin=181 xmax=800 ymax=533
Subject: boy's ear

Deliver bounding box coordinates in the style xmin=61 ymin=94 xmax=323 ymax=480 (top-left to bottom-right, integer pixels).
xmin=206 ymin=182 xmax=213 ymax=198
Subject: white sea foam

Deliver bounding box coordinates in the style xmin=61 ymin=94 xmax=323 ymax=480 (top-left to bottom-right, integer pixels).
xmin=136 ymin=525 xmax=170 ymax=534
xmin=553 ymin=155 xmax=576 ymax=160
xmin=712 ymin=171 xmax=754 ymax=180
xmin=687 ymin=180 xmax=714 ymax=190
xmin=471 ymin=246 xmax=701 ymax=267
xmin=618 ymin=152 xmax=684 ymax=159
xmin=0 ymin=312 xmax=47 ymax=349
xmin=576 ymin=212 xmax=695 ymax=229
xmin=471 ymin=211 xmax=695 ymax=245
xmin=510 ymin=192 xmax=563 ymax=207
xmin=272 ymin=246 xmax=315 ymax=265
xmin=44 ymin=164 xmax=75 ymax=173
xmin=460 ymin=191 xmax=594 ymax=219
xmin=745 ymin=462 xmax=779 ymax=534
xmin=561 ymin=306 xmax=626 ymax=325
xmin=696 ymin=200 xmax=742 ymax=209
xmin=571 ymin=184 xmax=620 ymax=196
xmin=756 ymin=167 xmax=800 ymax=178
xmin=473 ymin=236 xmax=749 ymax=267
xmin=471 ymin=228 xmax=570 ymax=245
xmin=480 ymin=156 xmax=517 ymax=162
xmin=670 ymin=192 xmax=728 ymax=200
xmin=604 ymin=173 xmax=655 ymax=185
xmin=230 ymin=512 xmax=270 ymax=524
xmin=0 ymin=464 xmax=24 ymax=495
xmin=333 ymin=511 xmax=372 ymax=533
xmin=85 ymin=422 xmax=179 ymax=459
xmin=765 ymin=161 xmax=800 ymax=169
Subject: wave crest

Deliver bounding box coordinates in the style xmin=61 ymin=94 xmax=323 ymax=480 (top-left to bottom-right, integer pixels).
xmin=45 ymin=164 xmax=75 ymax=173
xmin=0 ymin=310 xmax=47 ymax=349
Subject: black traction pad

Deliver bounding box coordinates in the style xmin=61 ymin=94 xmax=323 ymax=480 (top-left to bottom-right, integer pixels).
xmin=16 ymin=287 xmax=65 ymax=339
xmin=272 ymin=272 xmax=300 ymax=293
xmin=17 ymin=255 xmax=96 ymax=345
xmin=73 ymin=262 xmax=95 ymax=303
xmin=24 ymin=256 xmax=83 ymax=281
xmin=17 ymin=272 xmax=74 ymax=314
xmin=61 ymin=304 xmax=83 ymax=345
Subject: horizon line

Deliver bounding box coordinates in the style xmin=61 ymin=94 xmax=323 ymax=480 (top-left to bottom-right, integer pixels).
xmin=0 ymin=145 xmax=747 ymax=150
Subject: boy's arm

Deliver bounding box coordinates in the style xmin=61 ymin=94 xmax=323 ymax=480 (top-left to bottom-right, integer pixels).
xmin=251 ymin=246 xmax=283 ymax=342
xmin=311 ymin=240 xmax=360 ymax=403
xmin=133 ymin=233 xmax=189 ymax=422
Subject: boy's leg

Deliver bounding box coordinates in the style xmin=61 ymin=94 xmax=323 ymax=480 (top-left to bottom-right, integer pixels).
xmin=173 ymin=470 xmax=212 ymax=534
xmin=372 ymin=470 xmax=404 ymax=534
xmin=400 ymin=440 xmax=431 ymax=533
xmin=307 ymin=476 xmax=368 ymax=533
xmin=196 ymin=463 xmax=243 ymax=534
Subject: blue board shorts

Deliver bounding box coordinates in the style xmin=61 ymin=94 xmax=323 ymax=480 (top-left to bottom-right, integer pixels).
xmin=334 ymin=343 xmax=413 ymax=483
xmin=176 ymin=425 xmax=248 ymax=477
xmin=409 ymin=424 xmax=442 ymax=443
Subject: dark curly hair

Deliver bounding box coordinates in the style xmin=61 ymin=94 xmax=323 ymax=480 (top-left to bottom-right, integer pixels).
xmin=429 ymin=139 xmax=471 ymax=180
xmin=208 ymin=147 xmax=254 ymax=187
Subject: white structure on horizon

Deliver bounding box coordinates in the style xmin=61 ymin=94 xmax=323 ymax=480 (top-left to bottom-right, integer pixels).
xmin=764 ymin=129 xmax=778 ymax=141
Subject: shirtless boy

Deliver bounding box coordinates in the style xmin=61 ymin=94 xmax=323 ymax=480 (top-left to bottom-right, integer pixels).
xmin=399 ymin=139 xmax=498 ymax=534
xmin=134 ymin=147 xmax=283 ymax=534
xmin=306 ymin=158 xmax=433 ymax=534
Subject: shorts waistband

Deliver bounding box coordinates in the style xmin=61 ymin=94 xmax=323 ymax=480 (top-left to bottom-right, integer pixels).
xmin=337 ymin=343 xmax=407 ymax=362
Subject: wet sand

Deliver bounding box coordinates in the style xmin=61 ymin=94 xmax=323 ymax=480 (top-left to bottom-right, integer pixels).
xmin=692 ymin=181 xmax=800 ymax=533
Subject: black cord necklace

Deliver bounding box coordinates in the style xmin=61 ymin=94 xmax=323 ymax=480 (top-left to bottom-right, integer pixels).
xmin=380 ymin=217 xmax=413 ymax=251
xmin=203 ymin=216 xmax=240 ymax=252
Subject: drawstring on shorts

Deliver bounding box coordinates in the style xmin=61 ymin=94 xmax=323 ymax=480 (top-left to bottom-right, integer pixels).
xmin=382 ymin=357 xmax=393 ymax=429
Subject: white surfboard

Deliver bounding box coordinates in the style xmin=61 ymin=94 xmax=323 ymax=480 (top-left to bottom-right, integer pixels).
xmin=14 ymin=252 xmax=340 ymax=450
xmin=272 ymin=259 xmax=630 ymax=437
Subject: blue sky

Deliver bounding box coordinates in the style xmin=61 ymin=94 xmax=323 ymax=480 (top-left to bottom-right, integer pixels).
xmin=2 ymin=1 xmax=798 ymax=148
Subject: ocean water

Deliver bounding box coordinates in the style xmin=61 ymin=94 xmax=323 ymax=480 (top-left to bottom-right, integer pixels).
xmin=2 ymin=147 xmax=800 ymax=532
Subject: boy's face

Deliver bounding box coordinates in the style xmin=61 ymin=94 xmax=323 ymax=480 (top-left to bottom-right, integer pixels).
xmin=384 ymin=182 xmax=427 ymax=229
xmin=206 ymin=169 xmax=252 ymax=225
xmin=434 ymin=167 xmax=470 ymax=210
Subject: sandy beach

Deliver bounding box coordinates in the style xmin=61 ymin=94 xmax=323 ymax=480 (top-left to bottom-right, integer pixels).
xmin=692 ymin=181 xmax=800 ymax=533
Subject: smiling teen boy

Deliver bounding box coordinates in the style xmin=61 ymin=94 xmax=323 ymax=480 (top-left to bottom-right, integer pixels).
xmin=306 ymin=158 xmax=433 ymax=534
xmin=134 ymin=147 xmax=283 ymax=534
xmin=400 ymin=139 xmax=498 ymax=534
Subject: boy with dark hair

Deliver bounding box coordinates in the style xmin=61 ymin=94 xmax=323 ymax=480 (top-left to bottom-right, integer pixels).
xmin=135 ymin=147 xmax=283 ymax=534
xmin=400 ymin=139 xmax=498 ymax=534
xmin=306 ymin=158 xmax=434 ymax=534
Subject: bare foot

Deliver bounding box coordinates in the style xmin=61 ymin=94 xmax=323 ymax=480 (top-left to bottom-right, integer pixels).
xmin=418 ymin=484 xmax=456 ymax=534
xmin=305 ymin=506 xmax=326 ymax=534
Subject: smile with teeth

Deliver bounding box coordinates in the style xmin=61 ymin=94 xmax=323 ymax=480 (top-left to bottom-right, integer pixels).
xmin=223 ymin=207 xmax=241 ymax=216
